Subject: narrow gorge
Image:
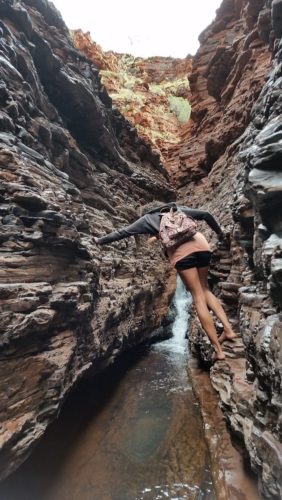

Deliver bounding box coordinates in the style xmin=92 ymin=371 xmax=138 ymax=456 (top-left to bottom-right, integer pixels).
xmin=0 ymin=0 xmax=281 ymax=499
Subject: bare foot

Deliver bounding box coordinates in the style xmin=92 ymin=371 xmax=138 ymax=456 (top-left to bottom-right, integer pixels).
xmin=218 ymin=330 xmax=237 ymax=344
xmin=212 ymin=351 xmax=225 ymax=362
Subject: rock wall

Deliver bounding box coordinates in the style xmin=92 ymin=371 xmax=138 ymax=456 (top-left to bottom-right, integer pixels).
xmin=170 ymin=0 xmax=282 ymax=497
xmin=0 ymin=0 xmax=176 ymax=479
xmin=169 ymin=0 xmax=272 ymax=186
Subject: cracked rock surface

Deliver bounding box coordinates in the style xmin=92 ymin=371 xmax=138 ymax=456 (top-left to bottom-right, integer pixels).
xmin=0 ymin=0 xmax=176 ymax=479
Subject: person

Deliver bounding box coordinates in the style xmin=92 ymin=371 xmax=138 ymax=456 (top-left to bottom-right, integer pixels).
xmin=95 ymin=202 xmax=236 ymax=361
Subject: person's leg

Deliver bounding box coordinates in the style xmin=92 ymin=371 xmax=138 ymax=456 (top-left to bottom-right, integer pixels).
xmin=197 ymin=266 xmax=236 ymax=343
xmin=178 ymin=267 xmax=225 ymax=360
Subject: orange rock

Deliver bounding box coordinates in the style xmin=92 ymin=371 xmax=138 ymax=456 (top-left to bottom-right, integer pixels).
xmin=73 ymin=30 xmax=192 ymax=167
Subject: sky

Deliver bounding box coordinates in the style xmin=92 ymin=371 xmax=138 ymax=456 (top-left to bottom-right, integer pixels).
xmin=52 ymin=0 xmax=222 ymax=58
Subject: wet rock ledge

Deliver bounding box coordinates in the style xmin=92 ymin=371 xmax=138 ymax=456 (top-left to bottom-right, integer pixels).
xmin=0 ymin=0 xmax=176 ymax=479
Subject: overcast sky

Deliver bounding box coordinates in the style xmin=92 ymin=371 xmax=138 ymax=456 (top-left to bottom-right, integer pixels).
xmin=52 ymin=0 xmax=222 ymax=58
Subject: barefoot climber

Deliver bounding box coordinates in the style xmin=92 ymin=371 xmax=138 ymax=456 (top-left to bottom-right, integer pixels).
xmin=94 ymin=202 xmax=236 ymax=361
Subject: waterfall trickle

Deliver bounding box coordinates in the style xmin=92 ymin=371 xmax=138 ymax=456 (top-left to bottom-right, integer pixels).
xmin=172 ymin=276 xmax=192 ymax=342
xmin=153 ymin=276 xmax=192 ymax=357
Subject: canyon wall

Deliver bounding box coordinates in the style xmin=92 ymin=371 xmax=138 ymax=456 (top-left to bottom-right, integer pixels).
xmin=73 ymin=30 xmax=192 ymax=166
xmin=1 ymin=0 xmax=282 ymax=495
xmin=170 ymin=0 xmax=282 ymax=497
xmin=0 ymin=0 xmax=176 ymax=479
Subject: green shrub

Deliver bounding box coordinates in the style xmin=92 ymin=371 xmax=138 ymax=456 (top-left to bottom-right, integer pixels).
xmin=168 ymin=96 xmax=191 ymax=123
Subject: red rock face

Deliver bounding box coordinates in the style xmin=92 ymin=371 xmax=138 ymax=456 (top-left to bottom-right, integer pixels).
xmin=72 ymin=30 xmax=120 ymax=71
xmin=169 ymin=0 xmax=272 ymax=187
xmin=73 ymin=30 xmax=192 ymax=166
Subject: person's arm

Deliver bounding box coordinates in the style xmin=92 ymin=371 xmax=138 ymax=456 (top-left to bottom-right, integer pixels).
xmin=95 ymin=216 xmax=151 ymax=245
xmin=180 ymin=207 xmax=224 ymax=236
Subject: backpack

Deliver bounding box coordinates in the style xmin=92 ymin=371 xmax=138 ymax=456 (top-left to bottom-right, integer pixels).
xmin=159 ymin=208 xmax=197 ymax=250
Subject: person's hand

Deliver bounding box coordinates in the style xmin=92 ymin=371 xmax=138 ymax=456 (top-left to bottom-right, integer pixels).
xmin=147 ymin=236 xmax=158 ymax=245
xmin=93 ymin=236 xmax=101 ymax=245
xmin=218 ymin=230 xmax=230 ymax=246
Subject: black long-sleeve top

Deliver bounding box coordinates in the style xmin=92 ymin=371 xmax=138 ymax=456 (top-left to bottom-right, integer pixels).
xmin=97 ymin=203 xmax=223 ymax=245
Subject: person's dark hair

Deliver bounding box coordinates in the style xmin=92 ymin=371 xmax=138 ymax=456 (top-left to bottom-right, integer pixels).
xmin=140 ymin=201 xmax=177 ymax=216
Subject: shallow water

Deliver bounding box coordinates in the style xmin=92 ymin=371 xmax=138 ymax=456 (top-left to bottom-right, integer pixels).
xmin=0 ymin=281 xmax=215 ymax=500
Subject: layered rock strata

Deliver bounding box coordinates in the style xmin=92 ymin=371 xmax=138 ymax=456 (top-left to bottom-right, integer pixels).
xmin=73 ymin=30 xmax=192 ymax=165
xmin=189 ymin=360 xmax=260 ymax=500
xmin=169 ymin=0 xmax=272 ymax=186
xmin=171 ymin=0 xmax=282 ymax=497
xmin=0 ymin=0 xmax=176 ymax=479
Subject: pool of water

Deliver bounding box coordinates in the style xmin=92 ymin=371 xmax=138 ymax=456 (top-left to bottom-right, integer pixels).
xmin=0 ymin=281 xmax=215 ymax=500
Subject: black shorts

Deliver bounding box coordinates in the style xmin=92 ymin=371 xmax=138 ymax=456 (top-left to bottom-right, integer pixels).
xmin=175 ymin=251 xmax=212 ymax=270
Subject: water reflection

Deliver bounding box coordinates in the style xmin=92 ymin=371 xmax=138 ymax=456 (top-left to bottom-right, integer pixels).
xmin=0 ymin=279 xmax=214 ymax=500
